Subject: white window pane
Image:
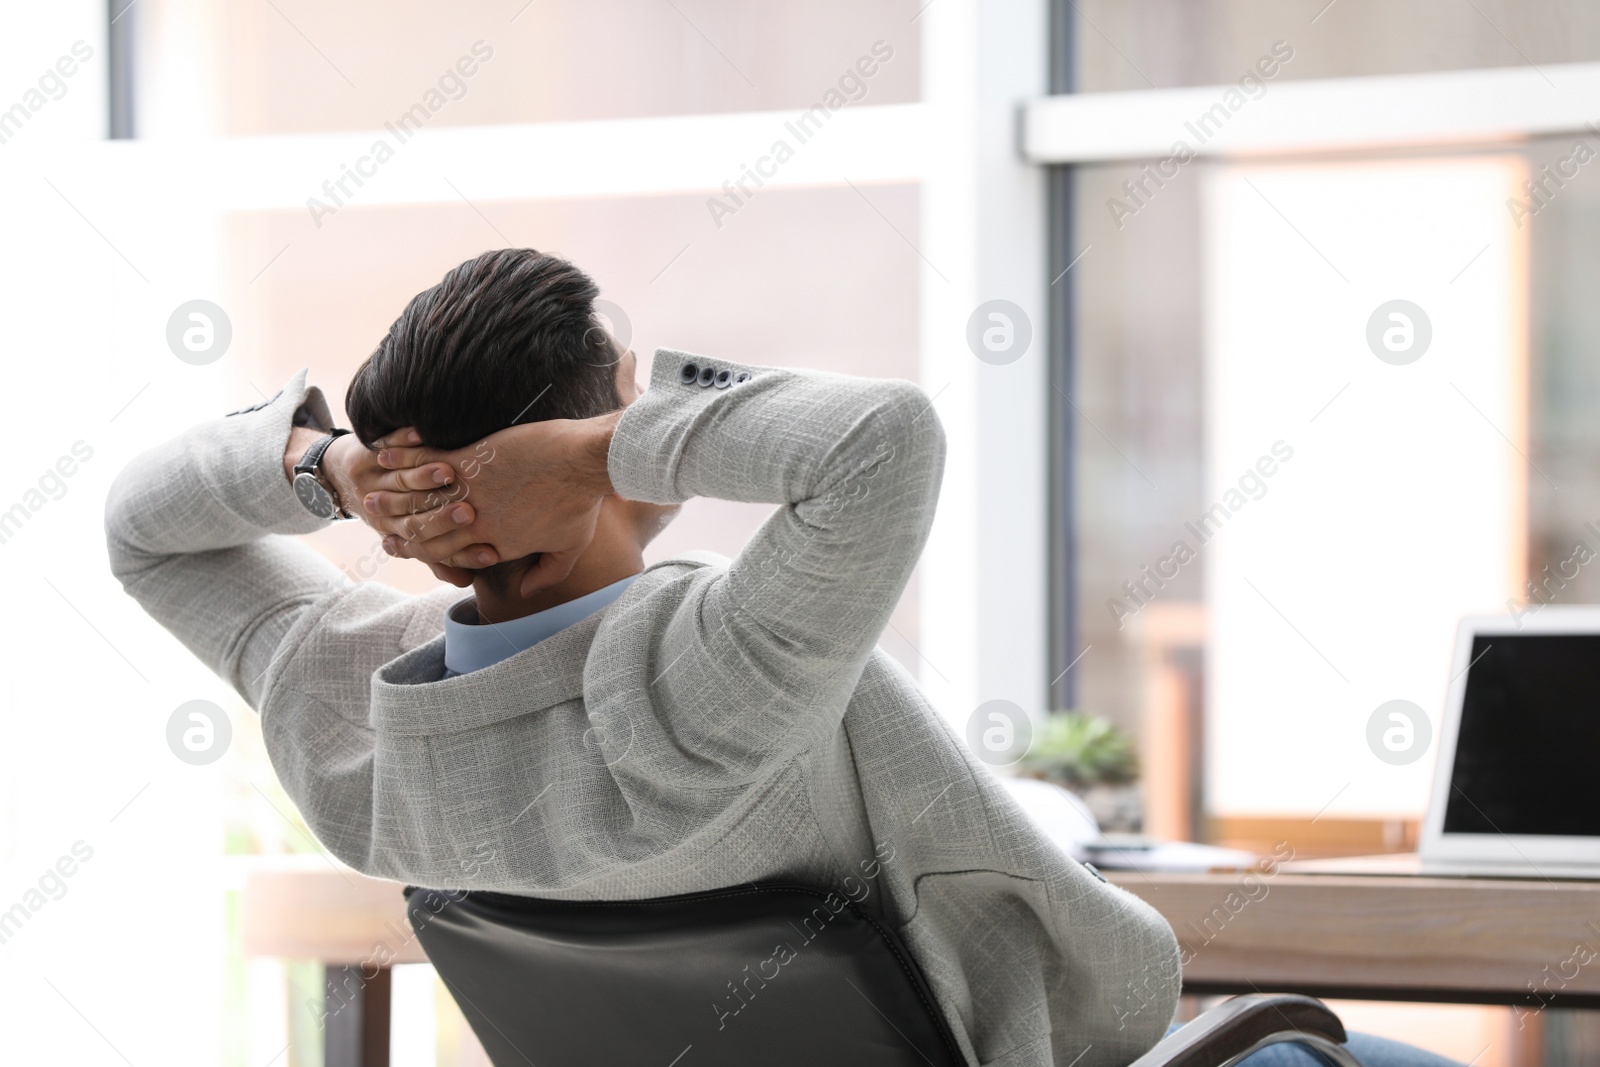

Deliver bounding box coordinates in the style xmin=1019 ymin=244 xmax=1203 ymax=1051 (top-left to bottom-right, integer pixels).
xmin=1202 ymin=158 xmax=1527 ymax=817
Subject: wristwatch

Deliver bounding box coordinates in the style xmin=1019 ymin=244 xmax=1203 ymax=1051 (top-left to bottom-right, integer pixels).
xmin=292 ymin=429 xmax=353 ymax=520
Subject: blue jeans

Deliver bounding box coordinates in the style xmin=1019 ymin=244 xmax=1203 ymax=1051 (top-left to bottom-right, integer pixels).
xmin=1165 ymin=1023 xmax=1462 ymax=1067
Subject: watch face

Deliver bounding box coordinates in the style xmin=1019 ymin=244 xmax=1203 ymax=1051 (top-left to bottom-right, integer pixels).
xmin=293 ymin=471 xmax=337 ymax=519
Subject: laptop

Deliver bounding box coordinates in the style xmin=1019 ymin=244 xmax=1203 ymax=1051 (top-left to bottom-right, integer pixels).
xmin=1416 ymin=608 xmax=1600 ymax=878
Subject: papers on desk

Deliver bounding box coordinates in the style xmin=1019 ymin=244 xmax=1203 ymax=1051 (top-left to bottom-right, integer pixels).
xmin=999 ymin=777 xmax=1260 ymax=873
xmin=1079 ymin=836 xmax=1260 ymax=874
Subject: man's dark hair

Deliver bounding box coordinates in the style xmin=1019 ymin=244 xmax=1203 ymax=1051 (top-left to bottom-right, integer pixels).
xmin=346 ymin=248 xmax=622 ymax=451
xmin=346 ymin=249 xmax=625 ymax=593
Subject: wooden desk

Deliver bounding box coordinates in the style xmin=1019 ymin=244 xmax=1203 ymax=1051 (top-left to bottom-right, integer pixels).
xmin=241 ymin=858 xmax=425 ymax=1067
xmin=241 ymin=856 xmax=426 ymax=966
xmin=1107 ymin=856 xmax=1600 ymax=1008
xmin=241 ymin=856 xmax=1600 ymax=1066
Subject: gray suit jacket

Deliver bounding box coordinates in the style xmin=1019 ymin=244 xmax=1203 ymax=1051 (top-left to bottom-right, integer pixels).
xmin=106 ymin=349 xmax=1180 ymax=1066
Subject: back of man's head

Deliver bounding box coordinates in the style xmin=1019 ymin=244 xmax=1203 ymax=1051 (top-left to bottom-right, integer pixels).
xmin=346 ymin=248 xmax=622 ymax=450
xmin=346 ymin=249 xmax=627 ymax=597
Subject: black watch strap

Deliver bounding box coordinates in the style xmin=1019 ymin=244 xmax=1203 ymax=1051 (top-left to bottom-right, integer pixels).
xmin=292 ymin=429 xmax=348 ymax=476
xmin=293 ymin=429 xmax=353 ymax=520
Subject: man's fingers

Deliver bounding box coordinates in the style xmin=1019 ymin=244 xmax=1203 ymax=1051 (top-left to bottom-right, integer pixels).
xmin=384 ymin=528 xmax=499 ymax=567
xmin=424 ymin=561 xmax=476 ymax=587
xmin=371 ymin=427 xmax=422 ymax=450
xmin=367 ymin=462 xmax=456 ymax=492
xmin=376 ymin=444 xmax=445 ymax=470
xmin=386 ymin=503 xmax=478 ymax=544
xmin=392 ymin=505 xmax=464 ymax=540
xmin=518 ymin=549 xmax=581 ymax=598
xmin=437 ymin=545 xmax=505 ymax=570
xmin=364 ymin=492 xmax=473 ymax=523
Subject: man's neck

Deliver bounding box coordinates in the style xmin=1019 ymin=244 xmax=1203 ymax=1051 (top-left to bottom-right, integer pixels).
xmin=471 ymin=543 xmax=644 ymax=624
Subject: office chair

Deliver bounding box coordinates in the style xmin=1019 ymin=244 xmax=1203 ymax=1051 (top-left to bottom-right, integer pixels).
xmin=402 ymin=882 xmax=1360 ymax=1067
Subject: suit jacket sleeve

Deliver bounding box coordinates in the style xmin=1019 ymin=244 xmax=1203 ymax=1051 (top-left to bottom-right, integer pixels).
xmin=103 ymin=370 xmax=396 ymax=708
xmin=606 ymin=349 xmax=946 ymax=763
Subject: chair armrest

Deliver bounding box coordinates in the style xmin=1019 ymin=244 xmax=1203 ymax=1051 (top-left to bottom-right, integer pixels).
xmin=1130 ymin=994 xmax=1358 ymax=1067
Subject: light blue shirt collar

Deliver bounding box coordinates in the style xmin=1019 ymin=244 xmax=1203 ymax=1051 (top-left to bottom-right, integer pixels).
xmin=442 ymin=574 xmax=638 ymax=678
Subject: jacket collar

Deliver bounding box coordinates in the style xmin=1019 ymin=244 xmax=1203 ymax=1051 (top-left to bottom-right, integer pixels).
xmin=370 ymin=606 xmax=607 ymax=736
xmin=368 ymin=551 xmax=725 ymax=737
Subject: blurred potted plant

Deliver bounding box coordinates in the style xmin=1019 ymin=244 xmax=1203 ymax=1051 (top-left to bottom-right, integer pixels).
xmin=1016 ymin=712 xmax=1143 ymax=832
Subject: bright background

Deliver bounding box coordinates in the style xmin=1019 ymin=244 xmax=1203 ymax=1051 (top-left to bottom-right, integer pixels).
xmin=2 ymin=1 xmax=1600 ymax=1064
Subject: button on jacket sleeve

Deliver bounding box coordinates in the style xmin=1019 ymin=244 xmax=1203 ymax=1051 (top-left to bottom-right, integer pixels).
xmin=606 ymin=349 xmax=946 ymax=764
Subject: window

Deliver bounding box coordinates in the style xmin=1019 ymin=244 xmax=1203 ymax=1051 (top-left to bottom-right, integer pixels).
xmin=1042 ymin=2 xmax=1600 ymax=842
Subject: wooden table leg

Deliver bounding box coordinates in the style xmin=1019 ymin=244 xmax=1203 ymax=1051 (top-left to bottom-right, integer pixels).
xmin=324 ymin=964 xmax=391 ymax=1067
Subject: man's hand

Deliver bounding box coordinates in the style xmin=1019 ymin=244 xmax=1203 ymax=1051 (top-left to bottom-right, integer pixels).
xmin=363 ymin=412 xmax=621 ymax=597
xmin=285 ymin=426 xmax=486 ymax=587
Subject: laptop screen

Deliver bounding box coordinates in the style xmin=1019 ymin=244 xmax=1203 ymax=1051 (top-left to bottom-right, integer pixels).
xmin=1443 ymin=634 xmax=1600 ymax=837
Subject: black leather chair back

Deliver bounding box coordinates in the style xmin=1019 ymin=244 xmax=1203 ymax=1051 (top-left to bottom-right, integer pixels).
xmin=403 ymin=882 xmax=965 ymax=1067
